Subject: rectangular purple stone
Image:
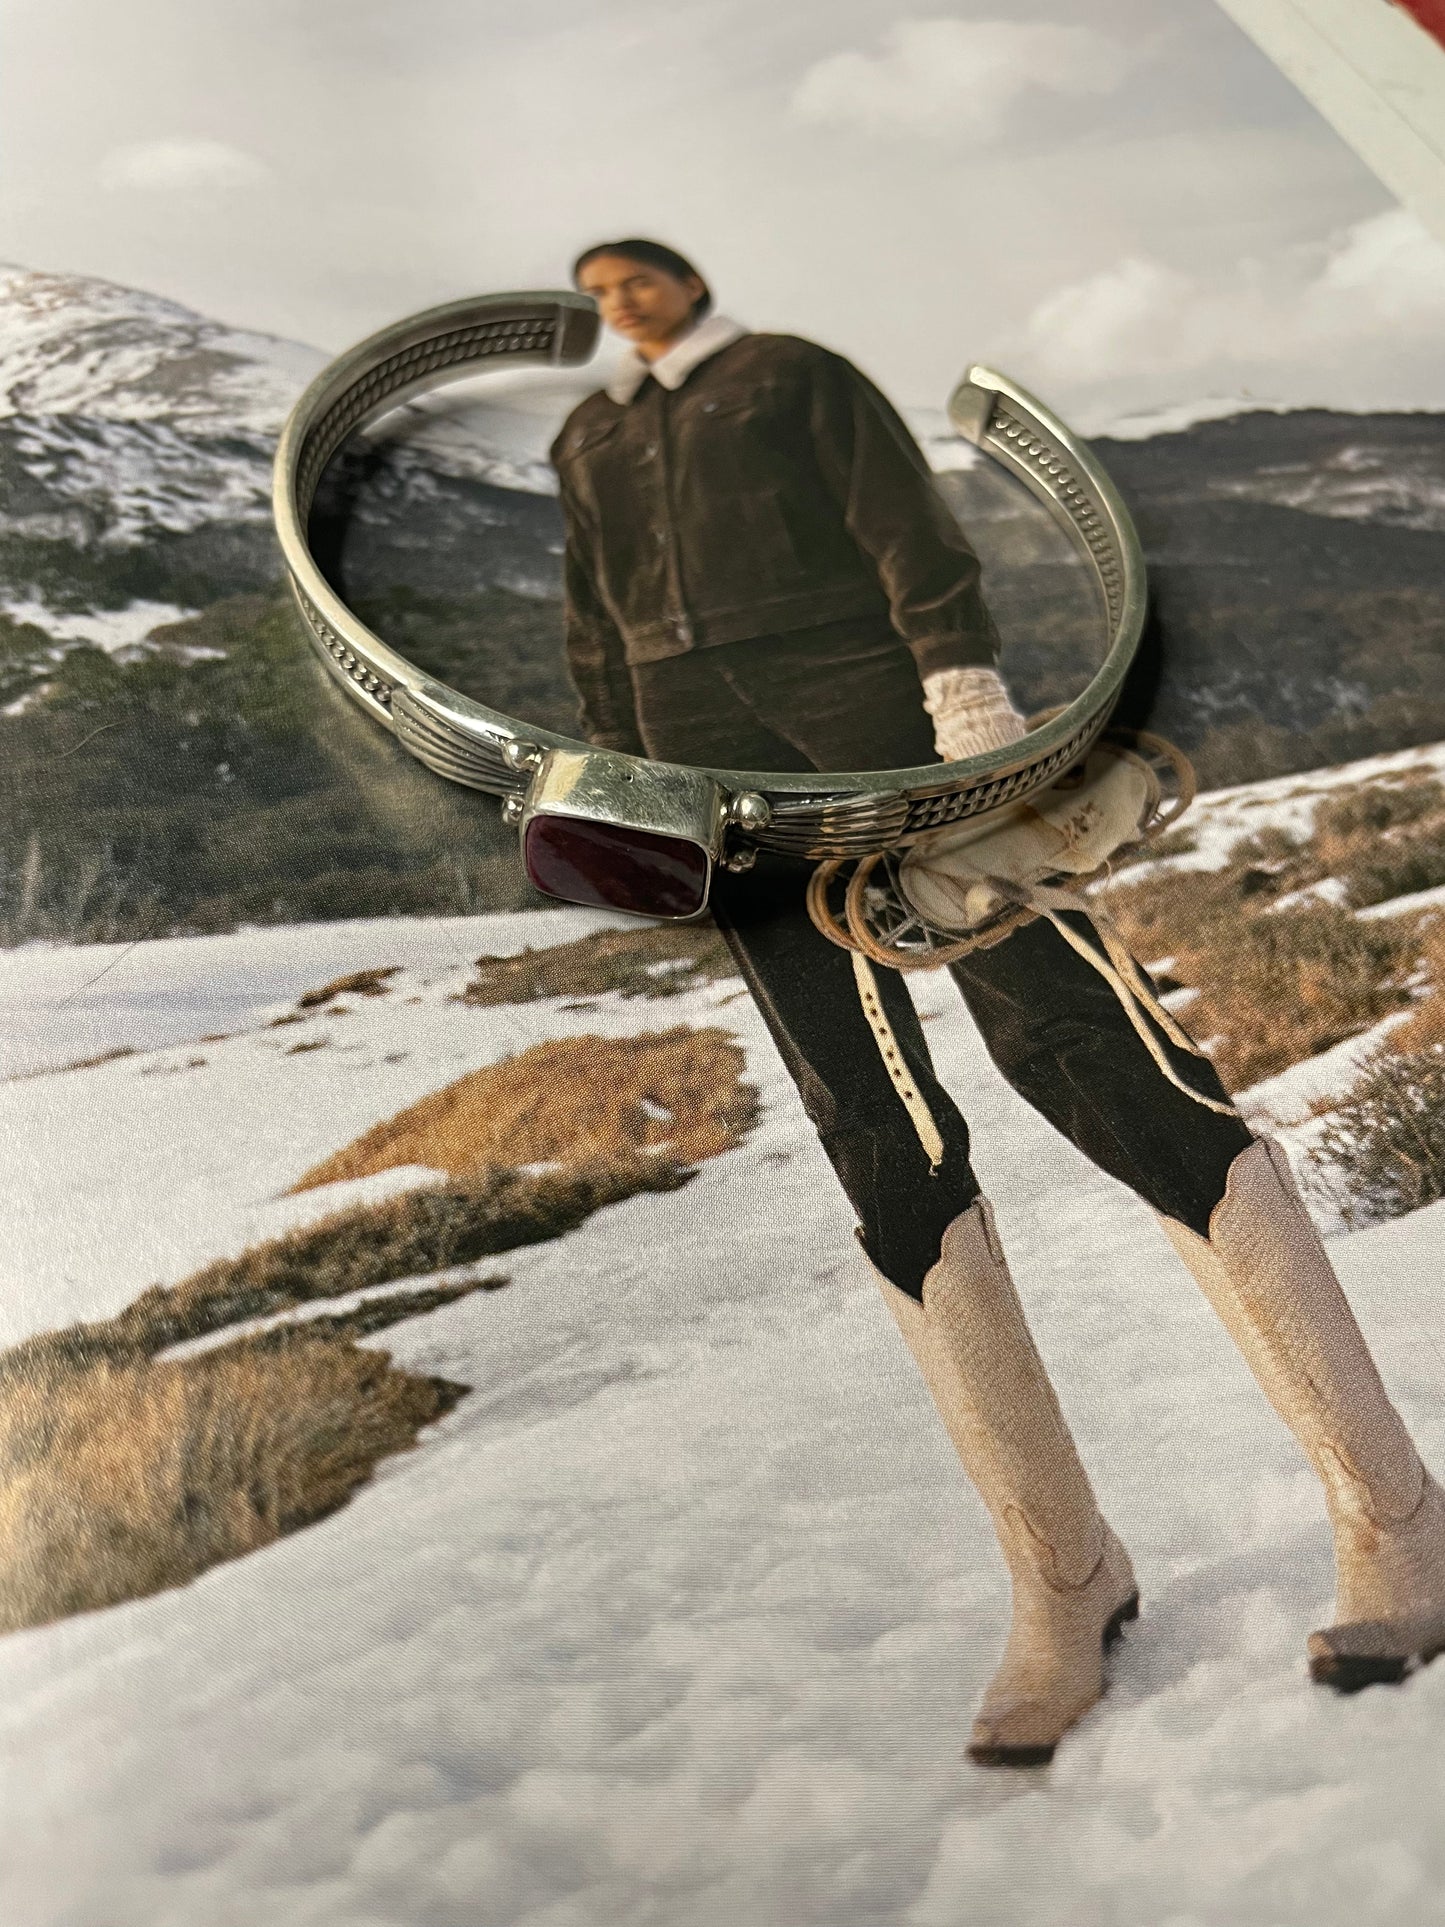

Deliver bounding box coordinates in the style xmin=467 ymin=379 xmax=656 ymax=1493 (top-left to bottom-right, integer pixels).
xmin=522 ymin=811 xmax=711 ymax=918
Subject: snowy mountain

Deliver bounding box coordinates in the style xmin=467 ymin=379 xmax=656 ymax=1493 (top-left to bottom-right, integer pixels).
xmin=1 ymin=408 xmax=280 ymax=550
xmin=0 ymin=264 xmax=323 ymax=434
xmin=0 ymin=262 xmax=560 ymax=490
xmin=0 ymin=264 xmax=567 ymax=618
xmin=1199 ymin=425 xmax=1445 ymax=532
xmin=0 ymin=266 xmax=317 ymax=570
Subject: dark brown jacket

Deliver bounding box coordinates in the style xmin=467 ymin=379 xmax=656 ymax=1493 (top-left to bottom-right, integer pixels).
xmin=548 ymin=331 xmax=1001 ymax=753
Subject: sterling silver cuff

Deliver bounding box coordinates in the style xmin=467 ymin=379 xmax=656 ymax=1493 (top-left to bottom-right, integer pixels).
xmin=272 ymin=291 xmax=1147 ymax=919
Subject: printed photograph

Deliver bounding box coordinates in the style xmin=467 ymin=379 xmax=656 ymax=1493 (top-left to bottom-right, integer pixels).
xmin=3 ymin=2 xmax=1445 ymax=1922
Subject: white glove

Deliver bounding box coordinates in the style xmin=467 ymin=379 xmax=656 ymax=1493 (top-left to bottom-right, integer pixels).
xmin=922 ymin=665 xmax=1028 ymax=762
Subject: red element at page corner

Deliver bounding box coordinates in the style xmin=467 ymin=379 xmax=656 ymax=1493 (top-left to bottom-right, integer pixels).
xmin=1393 ymin=0 xmax=1445 ymax=52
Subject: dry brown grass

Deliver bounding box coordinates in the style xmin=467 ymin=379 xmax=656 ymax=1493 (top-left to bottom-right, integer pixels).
xmin=1104 ymin=767 xmax=1445 ymax=1218
xmin=5 ymin=1044 xmax=139 ymax=1083
xmin=116 ymin=1162 xmax=697 ymax=1356
xmin=296 ymin=966 xmax=399 ymax=1009
xmin=1103 ymin=866 xmax=1415 ymax=1089
xmin=0 ymin=1331 xmax=465 ymax=1634
xmin=1381 ymin=918 xmax=1445 ymax=1056
xmin=460 ymin=924 xmax=735 ymax=1006
xmin=0 ymin=966 xmax=761 ymax=1635
xmin=292 ymin=1027 xmax=758 ymax=1192
xmin=1303 ymin=1042 xmax=1445 ymax=1227
xmin=1098 ymin=781 xmax=1445 ymax=1089
xmin=0 ymin=1150 xmax=718 ymax=1636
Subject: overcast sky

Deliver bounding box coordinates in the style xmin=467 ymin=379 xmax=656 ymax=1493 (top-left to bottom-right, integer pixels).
xmin=4 ymin=0 xmax=1445 ymax=429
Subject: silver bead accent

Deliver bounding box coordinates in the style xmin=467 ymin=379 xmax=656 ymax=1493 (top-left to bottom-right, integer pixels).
xmin=501 ymin=793 xmax=526 ymax=826
xmin=502 ymin=737 xmax=543 ymax=773
xmin=727 ymin=791 xmax=772 ymax=831
xmin=723 ymin=847 xmax=757 ymax=873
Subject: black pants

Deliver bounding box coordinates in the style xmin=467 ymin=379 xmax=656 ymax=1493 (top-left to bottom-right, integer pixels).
xmin=629 ymin=620 xmax=1255 ymax=1301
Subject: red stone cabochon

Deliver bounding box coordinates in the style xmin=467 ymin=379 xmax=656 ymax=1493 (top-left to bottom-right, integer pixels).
xmin=522 ymin=813 xmax=712 ymax=918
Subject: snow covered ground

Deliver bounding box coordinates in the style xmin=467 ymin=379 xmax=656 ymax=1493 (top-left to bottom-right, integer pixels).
xmin=1110 ymin=737 xmax=1445 ymax=881
xmin=1233 ymin=1011 xmax=1414 ymax=1133
xmin=2 ymin=907 xmax=1444 ymax=1927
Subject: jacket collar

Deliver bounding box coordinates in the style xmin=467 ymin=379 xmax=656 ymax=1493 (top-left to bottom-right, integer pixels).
xmin=604 ymin=313 xmax=748 ymax=405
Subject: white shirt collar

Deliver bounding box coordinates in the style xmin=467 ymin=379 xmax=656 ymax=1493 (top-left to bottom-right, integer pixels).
xmin=604 ymin=313 xmax=749 ymax=405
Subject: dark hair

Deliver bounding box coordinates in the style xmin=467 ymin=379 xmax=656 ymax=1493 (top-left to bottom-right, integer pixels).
xmin=570 ymin=237 xmax=713 ymax=320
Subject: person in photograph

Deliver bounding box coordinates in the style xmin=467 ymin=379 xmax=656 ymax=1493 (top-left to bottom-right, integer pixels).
xmin=548 ymin=236 xmax=1445 ymax=1765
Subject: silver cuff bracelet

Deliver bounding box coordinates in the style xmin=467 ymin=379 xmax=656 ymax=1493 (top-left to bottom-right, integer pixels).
xmin=272 ymin=291 xmax=1146 ymax=921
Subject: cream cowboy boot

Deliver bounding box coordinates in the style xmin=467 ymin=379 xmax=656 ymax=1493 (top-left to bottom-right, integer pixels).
xmin=1157 ymin=1135 xmax=1445 ymax=1689
xmin=868 ymin=1197 xmax=1138 ymax=1765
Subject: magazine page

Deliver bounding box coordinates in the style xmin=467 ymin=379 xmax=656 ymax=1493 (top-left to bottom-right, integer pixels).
xmin=2 ymin=3 xmax=1444 ymax=1922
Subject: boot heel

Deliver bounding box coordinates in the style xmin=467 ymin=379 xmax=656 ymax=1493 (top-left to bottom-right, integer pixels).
xmin=967 ymin=1737 xmax=1057 ymax=1768
xmin=1307 ymin=1617 xmax=1445 ymax=1692
xmin=1309 ymin=1650 xmax=1409 ymax=1692
xmin=1103 ymin=1592 xmax=1140 ymax=1649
